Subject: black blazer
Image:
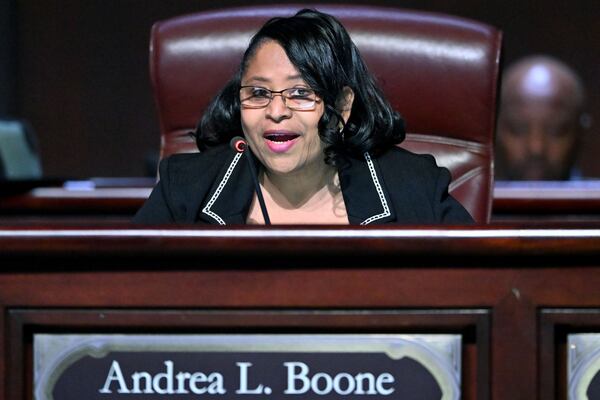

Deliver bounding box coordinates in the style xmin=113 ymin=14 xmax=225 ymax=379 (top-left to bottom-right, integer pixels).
xmin=133 ymin=145 xmax=474 ymax=225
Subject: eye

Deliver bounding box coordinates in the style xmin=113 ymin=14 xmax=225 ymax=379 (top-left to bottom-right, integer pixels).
xmin=504 ymin=121 xmax=529 ymax=137
xmin=250 ymin=87 xmax=271 ymax=98
xmin=287 ymin=88 xmax=313 ymax=99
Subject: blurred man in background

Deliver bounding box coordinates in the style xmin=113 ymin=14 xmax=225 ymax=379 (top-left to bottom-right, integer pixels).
xmin=495 ymin=55 xmax=590 ymax=180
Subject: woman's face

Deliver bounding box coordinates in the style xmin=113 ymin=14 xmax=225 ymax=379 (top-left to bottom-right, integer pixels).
xmin=240 ymin=40 xmax=326 ymax=177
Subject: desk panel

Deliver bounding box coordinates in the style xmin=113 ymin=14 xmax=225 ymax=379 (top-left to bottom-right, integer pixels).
xmin=1 ymin=227 xmax=600 ymax=399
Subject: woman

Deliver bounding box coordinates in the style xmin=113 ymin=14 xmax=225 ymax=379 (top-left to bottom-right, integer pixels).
xmin=133 ymin=9 xmax=473 ymax=225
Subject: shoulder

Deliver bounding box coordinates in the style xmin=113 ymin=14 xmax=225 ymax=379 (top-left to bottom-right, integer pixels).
xmin=133 ymin=144 xmax=235 ymax=224
xmin=373 ymin=146 xmax=474 ymax=224
xmin=159 ymin=145 xmax=231 ymax=185
xmin=157 ymin=144 xmax=234 ymax=207
xmin=376 ymin=146 xmax=443 ymax=184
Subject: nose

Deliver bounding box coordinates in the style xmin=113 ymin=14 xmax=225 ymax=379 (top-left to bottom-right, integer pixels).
xmin=526 ymin=126 xmax=546 ymax=156
xmin=266 ymin=94 xmax=292 ymax=121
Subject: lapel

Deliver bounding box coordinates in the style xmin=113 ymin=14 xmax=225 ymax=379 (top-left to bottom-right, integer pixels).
xmin=339 ymin=152 xmax=396 ymax=225
xmin=198 ymin=150 xmax=255 ymax=225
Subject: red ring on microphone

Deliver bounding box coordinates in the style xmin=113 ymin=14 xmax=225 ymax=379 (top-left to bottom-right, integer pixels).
xmin=230 ymin=137 xmax=247 ymax=153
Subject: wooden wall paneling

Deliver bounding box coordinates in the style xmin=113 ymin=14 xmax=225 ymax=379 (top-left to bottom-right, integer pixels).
xmin=11 ymin=1 xmax=600 ymax=178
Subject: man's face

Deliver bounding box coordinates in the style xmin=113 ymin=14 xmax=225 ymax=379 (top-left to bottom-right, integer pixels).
xmin=497 ymin=97 xmax=581 ymax=180
xmin=496 ymin=60 xmax=585 ymax=181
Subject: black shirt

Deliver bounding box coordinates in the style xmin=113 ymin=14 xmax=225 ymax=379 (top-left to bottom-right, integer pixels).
xmin=133 ymin=145 xmax=474 ymax=225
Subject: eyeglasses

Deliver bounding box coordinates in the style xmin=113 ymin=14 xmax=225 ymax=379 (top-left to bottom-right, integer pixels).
xmin=239 ymin=86 xmax=319 ymax=110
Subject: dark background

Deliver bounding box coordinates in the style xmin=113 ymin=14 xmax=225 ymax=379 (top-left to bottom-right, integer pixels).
xmin=1 ymin=0 xmax=598 ymax=178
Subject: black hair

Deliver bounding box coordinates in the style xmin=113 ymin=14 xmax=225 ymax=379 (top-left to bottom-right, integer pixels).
xmin=196 ymin=9 xmax=405 ymax=167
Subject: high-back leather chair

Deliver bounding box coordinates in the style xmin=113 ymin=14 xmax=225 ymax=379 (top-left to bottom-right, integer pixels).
xmin=149 ymin=4 xmax=502 ymax=223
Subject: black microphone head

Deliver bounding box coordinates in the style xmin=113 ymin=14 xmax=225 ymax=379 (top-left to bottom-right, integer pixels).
xmin=230 ymin=136 xmax=247 ymax=153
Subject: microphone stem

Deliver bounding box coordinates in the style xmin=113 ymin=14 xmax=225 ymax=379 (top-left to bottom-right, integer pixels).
xmin=243 ymin=149 xmax=271 ymax=225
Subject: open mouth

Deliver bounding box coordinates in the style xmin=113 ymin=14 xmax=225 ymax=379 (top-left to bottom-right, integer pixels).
xmin=264 ymin=133 xmax=300 ymax=142
xmin=263 ymin=132 xmax=300 ymax=154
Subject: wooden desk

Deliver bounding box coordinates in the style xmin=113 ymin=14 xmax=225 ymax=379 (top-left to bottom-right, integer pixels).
xmin=0 ymin=183 xmax=150 ymax=225
xmin=3 ymin=180 xmax=600 ymax=224
xmin=1 ymin=226 xmax=600 ymax=399
xmin=492 ymin=180 xmax=600 ymax=222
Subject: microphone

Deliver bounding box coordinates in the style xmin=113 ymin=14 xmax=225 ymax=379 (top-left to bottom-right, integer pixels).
xmin=230 ymin=136 xmax=247 ymax=153
xmin=230 ymin=136 xmax=271 ymax=225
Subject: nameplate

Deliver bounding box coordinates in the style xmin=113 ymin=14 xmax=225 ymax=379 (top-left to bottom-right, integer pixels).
xmin=34 ymin=334 xmax=460 ymax=399
xmin=568 ymin=333 xmax=600 ymax=400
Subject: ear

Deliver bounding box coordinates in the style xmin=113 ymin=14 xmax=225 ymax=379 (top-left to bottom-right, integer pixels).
xmin=337 ymin=86 xmax=355 ymax=123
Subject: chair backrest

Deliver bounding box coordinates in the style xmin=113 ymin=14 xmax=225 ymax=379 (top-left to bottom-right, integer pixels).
xmin=149 ymin=4 xmax=502 ymax=223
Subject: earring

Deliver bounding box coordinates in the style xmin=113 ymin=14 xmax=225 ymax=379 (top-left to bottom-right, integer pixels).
xmin=338 ymin=121 xmax=345 ymax=142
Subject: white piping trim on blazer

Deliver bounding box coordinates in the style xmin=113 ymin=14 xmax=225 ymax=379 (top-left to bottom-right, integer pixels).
xmin=202 ymin=151 xmax=389 ymax=225
xmin=201 ymin=152 xmax=244 ymax=225
xmin=361 ymin=152 xmax=391 ymax=225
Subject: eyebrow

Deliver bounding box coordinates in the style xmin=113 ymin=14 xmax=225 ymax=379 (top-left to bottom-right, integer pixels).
xmin=244 ymin=74 xmax=305 ymax=84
